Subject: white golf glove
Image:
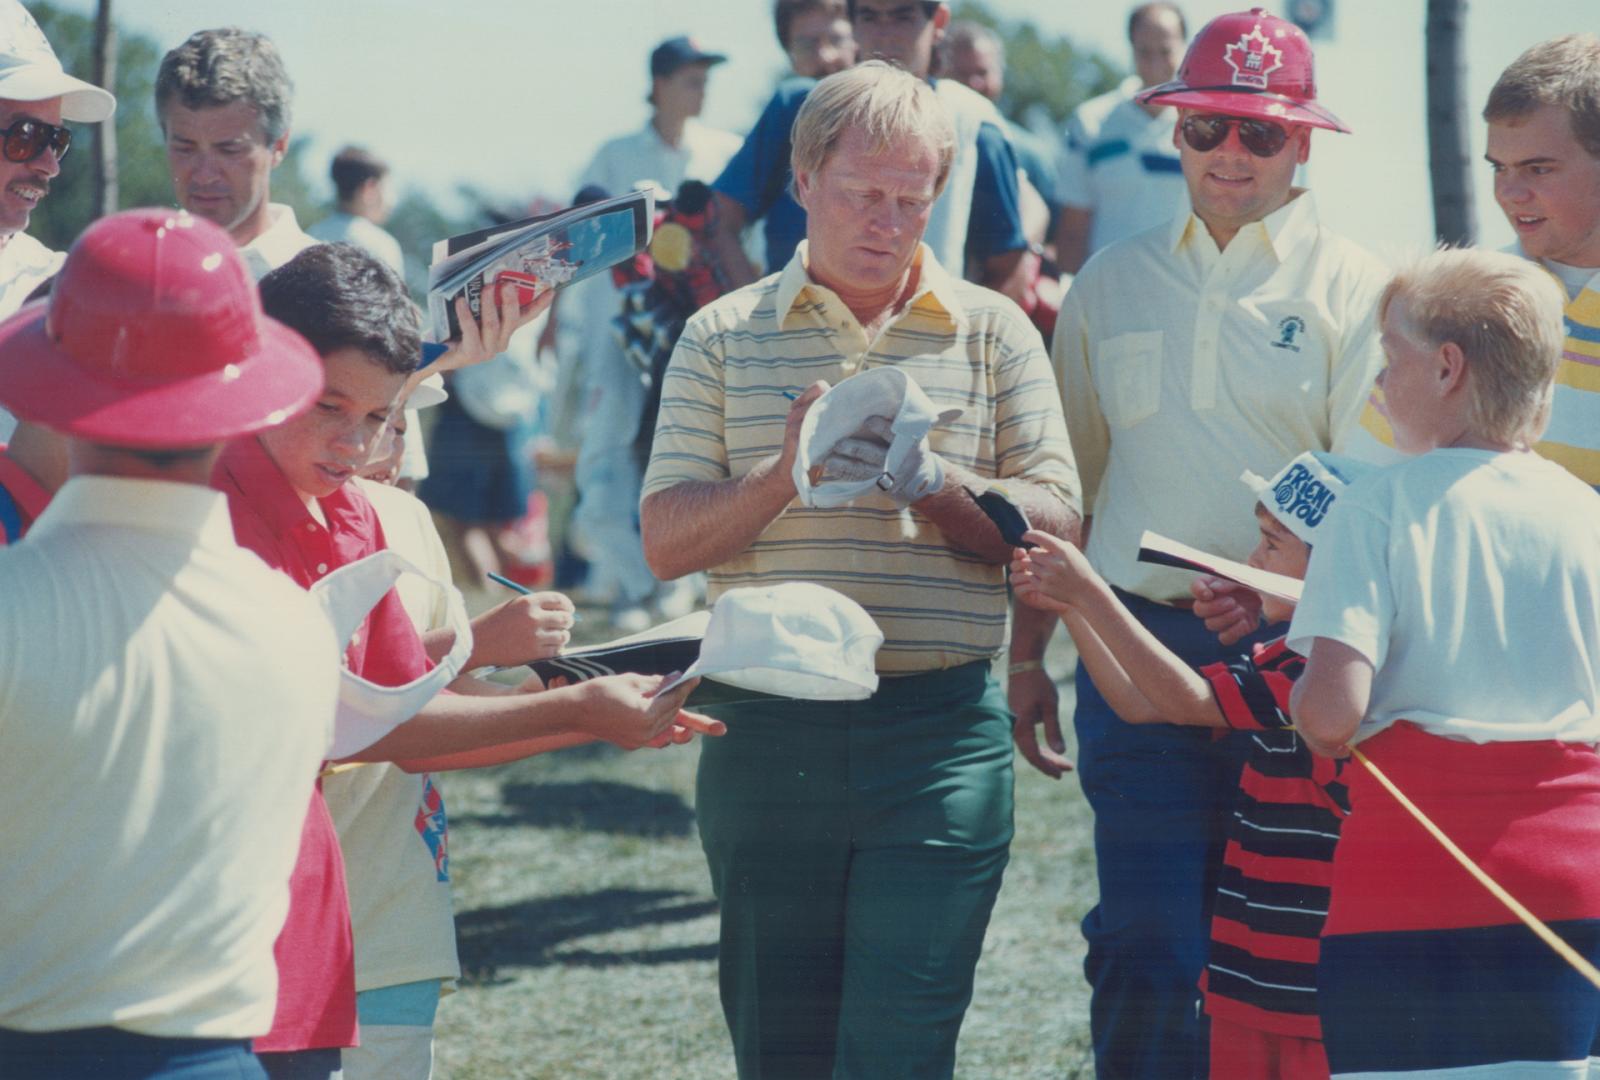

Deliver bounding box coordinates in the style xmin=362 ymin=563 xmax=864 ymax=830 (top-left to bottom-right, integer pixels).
xmin=862 ymin=415 xmax=946 ymax=507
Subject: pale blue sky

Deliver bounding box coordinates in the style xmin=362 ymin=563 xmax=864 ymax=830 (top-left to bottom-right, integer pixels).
xmin=71 ymin=1 xmax=1597 ymax=258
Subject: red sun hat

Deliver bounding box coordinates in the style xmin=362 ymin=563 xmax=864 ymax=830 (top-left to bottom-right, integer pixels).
xmin=1135 ymin=7 xmax=1349 ymax=134
xmin=0 ymin=208 xmax=323 ymax=448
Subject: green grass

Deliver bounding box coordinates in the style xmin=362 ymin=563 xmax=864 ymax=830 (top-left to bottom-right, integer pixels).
xmin=433 ymin=612 xmax=1094 ymax=1079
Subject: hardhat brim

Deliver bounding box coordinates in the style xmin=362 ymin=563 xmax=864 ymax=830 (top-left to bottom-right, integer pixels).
xmin=0 ymin=300 xmax=325 ymax=447
xmin=1137 ymin=82 xmax=1350 ymax=134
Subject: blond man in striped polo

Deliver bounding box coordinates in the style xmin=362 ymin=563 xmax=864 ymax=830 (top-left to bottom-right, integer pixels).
xmin=641 ymin=60 xmax=1080 ymax=1080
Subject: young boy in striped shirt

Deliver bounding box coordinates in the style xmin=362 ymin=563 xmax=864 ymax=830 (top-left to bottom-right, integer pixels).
xmin=1010 ymin=449 xmax=1372 ymax=1080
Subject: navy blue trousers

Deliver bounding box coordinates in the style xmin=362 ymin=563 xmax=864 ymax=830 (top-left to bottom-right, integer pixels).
xmin=0 ymin=1027 xmax=264 ymax=1079
xmin=1073 ymin=591 xmax=1266 ymax=1079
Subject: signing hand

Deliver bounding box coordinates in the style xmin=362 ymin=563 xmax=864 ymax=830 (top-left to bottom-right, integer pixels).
xmin=470 ymin=592 xmax=575 ymax=668
xmin=1191 ymin=575 xmax=1263 ymax=646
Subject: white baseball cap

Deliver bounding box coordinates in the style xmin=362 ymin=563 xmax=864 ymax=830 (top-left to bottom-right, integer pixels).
xmin=793 ymin=367 xmax=961 ymax=508
xmin=659 ymin=582 xmax=884 ymax=700
xmin=1241 ymin=450 xmax=1378 ymax=546
xmin=0 ymin=1 xmax=115 ymax=123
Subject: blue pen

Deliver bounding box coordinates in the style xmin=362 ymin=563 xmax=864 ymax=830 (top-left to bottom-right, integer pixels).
xmin=487 ymin=571 xmax=530 ymax=594
xmin=782 ymin=389 xmax=800 ymax=400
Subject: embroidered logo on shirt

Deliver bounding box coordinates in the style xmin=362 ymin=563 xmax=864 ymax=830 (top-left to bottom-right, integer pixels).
xmin=1272 ymin=315 xmax=1307 ymax=352
xmin=414 ymin=776 xmax=449 ymax=882
xmin=1270 ymin=462 xmax=1335 ymax=529
xmin=1224 ymin=24 xmax=1284 ymax=90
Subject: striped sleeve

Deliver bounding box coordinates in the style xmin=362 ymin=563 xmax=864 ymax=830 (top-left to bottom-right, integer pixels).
xmin=1201 ymin=637 xmax=1304 ymax=731
xmin=642 ymin=311 xmax=731 ymax=496
xmin=989 ymin=305 xmax=1080 ymax=514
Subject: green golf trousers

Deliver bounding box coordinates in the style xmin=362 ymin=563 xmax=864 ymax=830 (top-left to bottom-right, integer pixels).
xmin=695 ymin=661 xmax=1014 ymax=1080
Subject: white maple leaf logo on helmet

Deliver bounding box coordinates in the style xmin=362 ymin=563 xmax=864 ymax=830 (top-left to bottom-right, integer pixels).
xmin=1223 ymin=24 xmax=1284 ymax=90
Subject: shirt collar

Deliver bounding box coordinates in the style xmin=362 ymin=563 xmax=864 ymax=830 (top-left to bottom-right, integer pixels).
xmin=240 ymin=204 xmax=315 ymax=280
xmin=214 ymin=434 xmax=370 ymax=548
xmin=774 ymin=241 xmax=968 ymax=331
xmin=29 ymin=474 xmax=236 ymax=548
xmin=1170 ymin=187 xmax=1318 ymax=260
xmin=1512 ymin=242 xmax=1600 ymax=299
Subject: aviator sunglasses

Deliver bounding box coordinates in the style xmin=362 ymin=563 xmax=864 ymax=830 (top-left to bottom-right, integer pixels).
xmin=1180 ymin=114 xmax=1290 ymax=158
xmin=0 ymin=117 xmax=72 ymax=164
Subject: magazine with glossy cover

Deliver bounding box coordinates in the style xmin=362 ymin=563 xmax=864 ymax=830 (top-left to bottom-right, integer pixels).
xmin=426 ymin=188 xmax=653 ymax=341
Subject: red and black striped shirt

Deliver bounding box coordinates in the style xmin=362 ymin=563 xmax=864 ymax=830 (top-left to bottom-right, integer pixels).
xmin=1199 ymin=636 xmax=1348 ymax=1040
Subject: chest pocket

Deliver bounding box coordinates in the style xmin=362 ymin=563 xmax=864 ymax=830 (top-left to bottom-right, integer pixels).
xmin=1094 ymin=331 xmax=1164 ymax=429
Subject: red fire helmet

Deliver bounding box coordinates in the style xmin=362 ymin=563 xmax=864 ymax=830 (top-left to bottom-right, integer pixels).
xmin=1135 ymin=7 xmax=1349 ymax=134
xmin=0 ymin=208 xmax=323 ymax=447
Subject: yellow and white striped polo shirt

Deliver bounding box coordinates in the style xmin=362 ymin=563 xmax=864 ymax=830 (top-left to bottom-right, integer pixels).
xmin=643 ymin=243 xmax=1079 ymax=675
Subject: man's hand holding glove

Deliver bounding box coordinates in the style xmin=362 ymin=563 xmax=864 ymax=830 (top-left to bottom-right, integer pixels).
xmin=814 ymin=415 xmax=945 ymax=506
xmin=793 ymin=367 xmax=960 ymax=509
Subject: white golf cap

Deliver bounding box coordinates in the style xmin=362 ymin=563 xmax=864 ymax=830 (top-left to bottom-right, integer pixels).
xmin=793 ymin=367 xmax=961 ymax=508
xmin=1241 ymin=450 xmax=1378 ymax=546
xmin=660 ymin=582 xmax=884 ymax=700
xmin=0 ymin=1 xmax=115 ymax=123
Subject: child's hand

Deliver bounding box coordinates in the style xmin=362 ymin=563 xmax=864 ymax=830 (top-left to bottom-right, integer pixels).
xmin=472 ymin=592 xmax=575 ymax=667
xmin=1190 ymin=576 xmax=1263 ymax=646
xmin=1010 ymin=529 xmax=1094 ymax=613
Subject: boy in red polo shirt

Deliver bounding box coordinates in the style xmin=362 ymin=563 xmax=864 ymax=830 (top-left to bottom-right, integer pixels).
xmin=218 ymin=243 xmax=718 ymax=1077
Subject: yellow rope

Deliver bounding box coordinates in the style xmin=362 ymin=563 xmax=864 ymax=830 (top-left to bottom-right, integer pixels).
xmin=1348 ymin=744 xmax=1600 ymax=992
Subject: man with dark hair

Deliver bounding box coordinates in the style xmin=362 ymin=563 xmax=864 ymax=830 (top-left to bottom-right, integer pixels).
xmin=310 ymin=145 xmax=404 ymax=276
xmin=1458 ymin=36 xmax=1600 ymax=491
xmin=156 ymin=27 xmax=313 ymax=278
xmin=1054 ymin=2 xmax=1188 ymax=273
xmin=774 ymin=0 xmax=855 ymax=78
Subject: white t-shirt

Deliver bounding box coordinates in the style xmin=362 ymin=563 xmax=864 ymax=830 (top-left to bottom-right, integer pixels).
xmin=0 ymin=477 xmax=338 ymax=1036
xmin=324 ymin=478 xmax=462 ymax=993
xmin=1056 ymin=78 xmax=1187 ymax=255
xmin=309 ymin=211 xmax=405 ymax=277
xmin=1288 ymin=449 xmax=1600 ymax=745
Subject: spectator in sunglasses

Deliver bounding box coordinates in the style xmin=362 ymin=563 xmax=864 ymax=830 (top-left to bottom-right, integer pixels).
xmin=156 ymin=28 xmax=315 ymax=281
xmin=0 ymin=0 xmax=115 ymax=445
xmin=1022 ymin=9 xmax=1396 ymax=1079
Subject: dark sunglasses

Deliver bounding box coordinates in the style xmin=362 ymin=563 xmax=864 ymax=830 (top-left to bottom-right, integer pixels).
xmin=0 ymin=118 xmax=72 ymax=164
xmin=1180 ymin=114 xmax=1290 ymax=158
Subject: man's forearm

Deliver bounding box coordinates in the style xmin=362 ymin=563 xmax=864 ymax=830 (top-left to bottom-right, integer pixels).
xmin=710 ymin=192 xmax=759 ymax=291
xmin=916 ymin=462 xmax=1079 ymax=564
xmin=640 ymin=459 xmax=795 ymax=580
xmin=1054 ymin=207 xmax=1091 ymax=275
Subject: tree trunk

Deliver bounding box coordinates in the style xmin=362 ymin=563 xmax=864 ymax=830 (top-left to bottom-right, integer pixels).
xmin=1425 ymin=0 xmax=1474 ymax=246
xmin=92 ymin=0 xmax=117 ymax=219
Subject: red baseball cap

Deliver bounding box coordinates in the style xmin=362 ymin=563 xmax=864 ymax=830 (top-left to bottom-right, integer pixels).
xmin=0 ymin=209 xmax=323 ymax=448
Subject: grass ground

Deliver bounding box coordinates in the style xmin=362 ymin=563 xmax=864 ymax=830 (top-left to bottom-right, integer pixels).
xmin=433 ymin=604 xmax=1094 ymax=1079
